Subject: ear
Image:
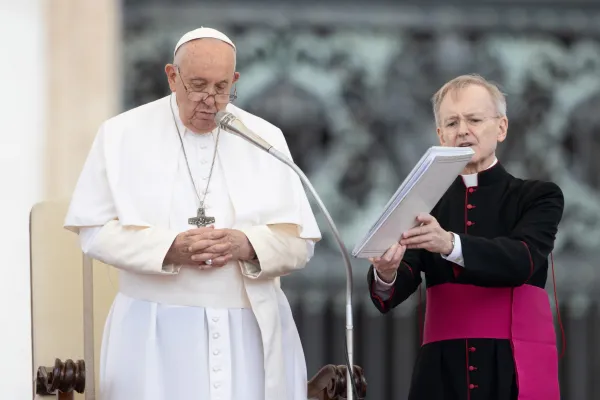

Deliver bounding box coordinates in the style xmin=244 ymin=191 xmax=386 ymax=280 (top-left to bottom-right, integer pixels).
xmin=437 ymin=127 xmax=446 ymax=146
xmin=165 ymin=64 xmax=177 ymax=92
xmin=497 ymin=116 xmax=508 ymax=143
xmin=232 ymin=71 xmax=240 ymax=84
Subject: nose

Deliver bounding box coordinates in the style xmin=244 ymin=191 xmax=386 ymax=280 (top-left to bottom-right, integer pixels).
xmin=457 ymin=118 xmax=469 ymax=137
xmin=202 ymin=95 xmax=216 ymax=107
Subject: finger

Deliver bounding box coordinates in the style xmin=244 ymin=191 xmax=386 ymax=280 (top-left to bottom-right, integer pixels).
xmin=202 ymin=242 xmax=232 ymax=254
xmin=185 ymin=226 xmax=215 ymax=236
xmin=187 ymin=230 xmax=229 ymax=243
xmin=190 ymin=252 xmax=217 ymax=262
xmin=188 ymin=240 xmax=215 ymax=253
xmin=206 ymin=229 xmax=229 ymax=240
xmin=405 ymin=239 xmax=434 ymax=250
xmin=197 ymin=263 xmax=214 ymax=270
xmin=370 ymin=257 xmax=382 ymax=268
xmin=392 ymin=246 xmax=405 ymax=263
xmin=402 ymin=225 xmax=430 ymax=239
xmin=369 ymin=257 xmax=381 ymax=265
xmin=190 ymin=228 xmax=229 ymax=240
xmin=382 ymin=243 xmax=398 ymax=262
xmin=416 ymin=213 xmax=434 ymax=224
xmin=400 ymin=234 xmax=433 ymax=246
xmin=211 ymin=254 xmax=232 ymax=266
xmin=188 ymin=235 xmax=230 ymax=252
xmin=406 ymin=244 xmax=429 ymax=250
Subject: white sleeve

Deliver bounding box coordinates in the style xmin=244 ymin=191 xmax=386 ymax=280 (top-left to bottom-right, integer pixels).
xmin=79 ymin=220 xmax=181 ymax=274
xmin=238 ymin=224 xmax=314 ymax=279
xmin=440 ymin=232 xmax=465 ymax=267
xmin=371 ymin=269 xmax=396 ymax=300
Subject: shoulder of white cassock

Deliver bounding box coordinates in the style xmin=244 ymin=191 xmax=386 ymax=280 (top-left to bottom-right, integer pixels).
xmin=100 ymin=96 xmax=290 ymax=158
xmin=64 ymin=95 xmax=321 ymax=241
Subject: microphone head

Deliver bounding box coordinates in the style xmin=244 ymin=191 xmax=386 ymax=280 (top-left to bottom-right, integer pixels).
xmin=214 ymin=110 xmax=233 ymax=126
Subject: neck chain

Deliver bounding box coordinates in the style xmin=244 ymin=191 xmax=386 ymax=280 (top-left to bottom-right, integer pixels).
xmin=169 ymin=96 xmax=220 ymax=222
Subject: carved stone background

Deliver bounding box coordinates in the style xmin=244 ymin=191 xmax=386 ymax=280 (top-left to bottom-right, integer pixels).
xmin=121 ymin=3 xmax=600 ymax=297
xmin=120 ymin=2 xmax=600 ymax=398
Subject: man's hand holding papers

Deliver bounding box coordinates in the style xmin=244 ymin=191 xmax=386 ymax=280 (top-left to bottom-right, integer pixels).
xmin=400 ymin=213 xmax=454 ymax=255
xmin=369 ymin=213 xmax=455 ymax=283
xmin=351 ymin=146 xmax=474 ymax=259
xmin=369 ymin=243 xmax=407 ymax=283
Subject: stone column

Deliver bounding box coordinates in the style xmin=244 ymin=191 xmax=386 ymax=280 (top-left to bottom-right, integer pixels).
xmin=45 ymin=0 xmax=120 ymax=199
xmin=31 ymin=2 xmax=121 ymax=399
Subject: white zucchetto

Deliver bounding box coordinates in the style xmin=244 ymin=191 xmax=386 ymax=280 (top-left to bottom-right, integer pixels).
xmin=174 ymin=26 xmax=236 ymax=56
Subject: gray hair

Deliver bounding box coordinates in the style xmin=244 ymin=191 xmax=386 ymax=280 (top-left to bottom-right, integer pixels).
xmin=431 ymin=74 xmax=507 ymax=126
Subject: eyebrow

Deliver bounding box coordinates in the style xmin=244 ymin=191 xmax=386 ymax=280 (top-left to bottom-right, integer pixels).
xmin=188 ymin=77 xmax=229 ymax=86
xmin=443 ymin=112 xmax=486 ymax=121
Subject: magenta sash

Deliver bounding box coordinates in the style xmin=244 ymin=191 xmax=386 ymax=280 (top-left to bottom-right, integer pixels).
xmin=423 ymin=283 xmax=560 ymax=400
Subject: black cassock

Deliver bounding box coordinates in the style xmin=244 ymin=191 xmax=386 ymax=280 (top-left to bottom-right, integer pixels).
xmin=367 ymin=162 xmax=564 ymax=400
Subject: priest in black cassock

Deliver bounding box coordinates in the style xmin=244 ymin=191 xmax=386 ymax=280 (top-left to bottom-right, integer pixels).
xmin=368 ymin=74 xmax=564 ymax=400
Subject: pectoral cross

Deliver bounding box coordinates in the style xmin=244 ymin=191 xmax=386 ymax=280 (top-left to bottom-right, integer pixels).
xmin=188 ymin=206 xmax=215 ymax=227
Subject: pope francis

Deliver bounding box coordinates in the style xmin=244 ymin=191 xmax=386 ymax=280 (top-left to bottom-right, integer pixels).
xmin=64 ymin=27 xmax=321 ymax=400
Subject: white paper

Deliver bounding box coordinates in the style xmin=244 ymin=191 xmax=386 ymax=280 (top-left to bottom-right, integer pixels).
xmin=352 ymin=146 xmax=474 ymax=258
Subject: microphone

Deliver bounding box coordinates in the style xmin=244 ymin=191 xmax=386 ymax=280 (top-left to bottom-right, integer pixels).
xmin=214 ymin=111 xmax=360 ymax=399
xmin=215 ymin=110 xmax=274 ymax=153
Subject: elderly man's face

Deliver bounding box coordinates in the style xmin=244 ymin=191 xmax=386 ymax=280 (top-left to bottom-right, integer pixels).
xmin=436 ymin=85 xmax=508 ymax=172
xmin=165 ymin=39 xmax=239 ymax=134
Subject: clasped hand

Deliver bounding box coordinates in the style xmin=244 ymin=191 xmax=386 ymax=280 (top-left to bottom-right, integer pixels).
xmin=165 ymin=226 xmax=254 ymax=269
xmin=371 ymin=213 xmax=453 ymax=282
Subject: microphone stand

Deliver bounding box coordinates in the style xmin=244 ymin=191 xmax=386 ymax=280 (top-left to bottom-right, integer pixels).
xmin=218 ymin=120 xmax=356 ymax=400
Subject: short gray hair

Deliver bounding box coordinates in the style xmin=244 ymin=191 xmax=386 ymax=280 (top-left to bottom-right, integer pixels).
xmin=431 ymin=74 xmax=507 ymax=125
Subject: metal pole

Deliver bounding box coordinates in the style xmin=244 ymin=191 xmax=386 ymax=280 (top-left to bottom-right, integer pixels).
xmin=265 ymin=149 xmax=356 ymax=400
xmin=82 ymin=255 xmax=96 ymax=400
xmin=218 ymin=119 xmax=357 ymax=400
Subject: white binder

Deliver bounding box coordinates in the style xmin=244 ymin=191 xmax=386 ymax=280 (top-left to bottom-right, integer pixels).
xmin=352 ymin=146 xmax=474 ymax=259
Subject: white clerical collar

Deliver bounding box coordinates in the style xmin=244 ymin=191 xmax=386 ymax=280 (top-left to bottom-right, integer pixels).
xmin=461 ymin=157 xmax=498 ymax=188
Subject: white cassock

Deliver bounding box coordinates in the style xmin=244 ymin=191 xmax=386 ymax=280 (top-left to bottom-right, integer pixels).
xmin=64 ymin=94 xmax=322 ymax=400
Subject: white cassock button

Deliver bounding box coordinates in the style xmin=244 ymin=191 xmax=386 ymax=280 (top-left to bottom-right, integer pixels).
xmin=212 ymin=317 xmax=219 ymax=322
xmin=214 ymin=382 xmax=221 ymax=388
xmin=200 ymin=145 xmax=207 ymax=149
xmin=213 ymin=333 xmax=220 ymax=339
xmin=202 ymin=176 xmax=208 ymax=180
xmin=201 ymin=159 xmax=208 ymax=164
xmin=213 ymin=350 xmax=220 ymax=355
xmin=213 ymin=366 xmax=221 ymax=372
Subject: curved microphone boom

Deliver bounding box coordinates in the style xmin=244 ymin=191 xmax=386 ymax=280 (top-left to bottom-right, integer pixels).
xmin=215 ymin=110 xmax=358 ymax=400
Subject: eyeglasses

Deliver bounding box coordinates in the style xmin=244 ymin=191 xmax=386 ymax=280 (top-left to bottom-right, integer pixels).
xmin=175 ymin=65 xmax=237 ymax=104
xmin=443 ymin=115 xmax=500 ymax=133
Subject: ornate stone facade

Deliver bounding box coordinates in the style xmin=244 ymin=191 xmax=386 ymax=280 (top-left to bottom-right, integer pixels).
xmin=120 ymin=3 xmax=600 ymax=398
xmin=121 ymin=2 xmax=600 ymax=294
